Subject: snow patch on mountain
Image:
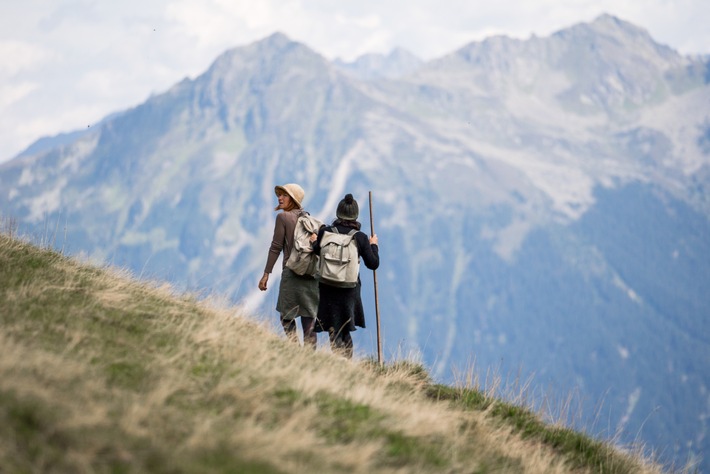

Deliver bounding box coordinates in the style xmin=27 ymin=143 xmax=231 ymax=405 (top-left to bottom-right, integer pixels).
xmin=482 ymin=217 xmax=535 ymax=262
xmin=638 ymin=88 xmax=710 ymax=173
xmin=58 ymin=135 xmax=99 ymax=173
xmin=315 ymin=140 xmax=365 ymax=221
xmin=18 ymin=167 xmax=36 ymax=186
xmin=618 ymin=387 xmax=642 ymax=432
xmin=2 ymin=19 xmax=709 ymax=471
xmin=120 ymin=228 xmax=179 ymax=252
xmin=210 ymin=150 xmax=241 ymax=176
xmin=613 ymin=274 xmax=643 ymax=305
xmin=26 ymin=178 xmax=66 ymax=222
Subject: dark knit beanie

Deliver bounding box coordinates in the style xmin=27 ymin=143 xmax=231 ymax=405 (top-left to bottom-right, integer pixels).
xmin=336 ymin=193 xmax=359 ymax=221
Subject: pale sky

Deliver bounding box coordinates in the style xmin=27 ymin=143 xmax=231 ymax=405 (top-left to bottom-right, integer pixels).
xmin=1 ymin=0 xmax=709 ymax=163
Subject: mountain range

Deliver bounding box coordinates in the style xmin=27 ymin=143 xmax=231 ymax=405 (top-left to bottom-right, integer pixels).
xmin=1 ymin=14 xmax=708 ymax=471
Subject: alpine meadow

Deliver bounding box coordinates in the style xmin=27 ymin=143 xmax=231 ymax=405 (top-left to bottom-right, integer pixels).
xmin=0 ymin=230 xmax=665 ymax=472
xmin=1 ymin=14 xmax=709 ymax=472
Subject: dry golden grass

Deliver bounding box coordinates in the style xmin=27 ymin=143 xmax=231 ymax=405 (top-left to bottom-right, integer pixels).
xmin=0 ymin=231 xmax=668 ymax=473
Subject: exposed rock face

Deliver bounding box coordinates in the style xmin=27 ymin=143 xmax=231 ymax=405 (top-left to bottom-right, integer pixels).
xmin=2 ymin=16 xmax=709 ymax=471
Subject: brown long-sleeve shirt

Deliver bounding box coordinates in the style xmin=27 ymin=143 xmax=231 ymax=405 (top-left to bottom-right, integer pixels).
xmin=263 ymin=209 xmax=300 ymax=274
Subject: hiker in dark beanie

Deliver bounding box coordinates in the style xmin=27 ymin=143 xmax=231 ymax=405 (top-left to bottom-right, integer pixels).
xmin=312 ymin=193 xmax=379 ymax=358
xmin=259 ymin=183 xmax=319 ymax=348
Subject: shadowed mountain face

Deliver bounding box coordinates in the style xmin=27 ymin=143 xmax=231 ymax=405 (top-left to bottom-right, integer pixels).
xmin=1 ymin=15 xmax=709 ymax=471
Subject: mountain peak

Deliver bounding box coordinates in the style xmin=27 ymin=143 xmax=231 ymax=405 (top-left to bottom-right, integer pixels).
xmin=567 ymin=13 xmax=650 ymax=42
xmin=258 ymin=31 xmax=293 ymax=49
xmin=201 ymin=31 xmax=329 ymax=84
xmin=554 ymin=13 xmax=678 ymax=59
xmin=216 ymin=31 xmax=301 ymax=63
xmin=437 ymin=12 xmax=686 ymax=106
xmin=589 ymin=13 xmax=645 ymax=33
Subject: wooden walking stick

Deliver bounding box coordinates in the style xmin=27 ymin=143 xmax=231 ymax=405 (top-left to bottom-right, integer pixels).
xmin=369 ymin=191 xmax=383 ymax=365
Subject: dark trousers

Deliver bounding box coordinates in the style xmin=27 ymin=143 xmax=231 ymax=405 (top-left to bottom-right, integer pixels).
xmin=281 ymin=316 xmax=317 ymax=349
xmin=328 ymin=325 xmax=353 ymax=359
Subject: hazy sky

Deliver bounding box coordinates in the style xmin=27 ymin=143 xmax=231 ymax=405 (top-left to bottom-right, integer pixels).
xmin=1 ymin=0 xmax=709 ymax=163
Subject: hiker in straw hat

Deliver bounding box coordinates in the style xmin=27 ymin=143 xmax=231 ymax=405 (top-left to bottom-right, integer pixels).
xmin=259 ymin=183 xmax=319 ymax=348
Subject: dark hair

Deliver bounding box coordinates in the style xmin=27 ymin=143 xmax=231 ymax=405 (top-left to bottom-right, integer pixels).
xmin=332 ymin=218 xmax=361 ymax=230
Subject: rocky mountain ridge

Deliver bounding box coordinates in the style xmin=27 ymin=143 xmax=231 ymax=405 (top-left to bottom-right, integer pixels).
xmin=1 ymin=14 xmax=709 ymax=471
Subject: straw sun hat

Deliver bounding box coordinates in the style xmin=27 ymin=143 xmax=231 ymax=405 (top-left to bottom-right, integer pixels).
xmin=274 ymin=183 xmax=304 ymax=208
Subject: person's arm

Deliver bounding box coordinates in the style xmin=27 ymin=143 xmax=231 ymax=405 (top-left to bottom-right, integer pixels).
xmin=356 ymin=231 xmax=379 ymax=270
xmin=311 ymin=225 xmax=326 ymax=255
xmin=259 ymin=214 xmax=287 ymax=291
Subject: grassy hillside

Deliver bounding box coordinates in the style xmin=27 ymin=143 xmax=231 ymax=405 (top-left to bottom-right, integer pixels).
xmin=0 ymin=232 xmax=665 ymax=473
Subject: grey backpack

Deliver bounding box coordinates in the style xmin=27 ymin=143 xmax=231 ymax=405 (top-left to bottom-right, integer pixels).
xmin=285 ymin=211 xmax=324 ymax=277
xmin=318 ymin=228 xmax=359 ymax=288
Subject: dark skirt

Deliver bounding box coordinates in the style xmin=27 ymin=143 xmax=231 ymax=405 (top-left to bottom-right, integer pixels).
xmin=276 ymin=268 xmax=319 ymax=320
xmin=314 ymin=280 xmax=366 ymax=334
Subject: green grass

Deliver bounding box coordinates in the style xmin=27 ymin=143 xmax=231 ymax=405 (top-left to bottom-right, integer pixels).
xmin=0 ymin=232 xmax=664 ymax=473
xmin=427 ymin=384 xmax=646 ymax=473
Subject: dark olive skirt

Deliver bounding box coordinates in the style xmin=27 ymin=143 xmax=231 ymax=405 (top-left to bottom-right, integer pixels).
xmin=276 ymin=267 xmax=319 ymax=320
